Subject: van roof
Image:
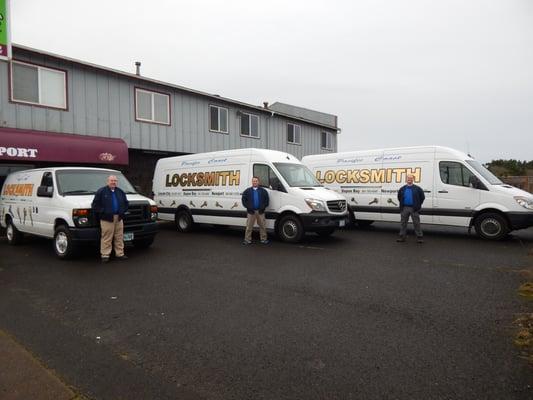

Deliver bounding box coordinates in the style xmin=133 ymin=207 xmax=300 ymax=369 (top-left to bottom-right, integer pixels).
xmin=9 ymin=167 xmax=120 ymax=174
xmin=302 ymin=145 xmax=472 ymax=161
xmin=156 ymin=148 xmax=301 ymax=164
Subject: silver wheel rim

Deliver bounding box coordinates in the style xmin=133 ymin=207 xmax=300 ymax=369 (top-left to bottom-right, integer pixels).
xmin=480 ymin=218 xmax=501 ymax=237
xmin=282 ymin=220 xmax=298 ymax=239
xmin=55 ymin=232 xmax=68 ymax=254
xmin=6 ymin=224 xmax=13 ymax=241
xmin=178 ymin=215 xmax=189 ymax=230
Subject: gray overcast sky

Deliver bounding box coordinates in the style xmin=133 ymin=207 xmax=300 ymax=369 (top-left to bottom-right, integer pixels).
xmin=11 ymin=0 xmax=533 ymax=162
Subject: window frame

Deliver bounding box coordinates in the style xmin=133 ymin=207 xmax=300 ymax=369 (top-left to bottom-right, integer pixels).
xmin=439 ymin=161 xmax=477 ymax=188
xmin=9 ymin=60 xmax=68 ymax=111
xmin=321 ymin=131 xmax=334 ymax=151
xmin=287 ymin=123 xmax=302 ymax=145
xmin=239 ymin=112 xmax=260 ymax=139
xmin=134 ymin=87 xmax=171 ymax=126
xmin=209 ymin=105 xmax=229 ymax=134
xmin=253 ymin=163 xmax=284 ymax=191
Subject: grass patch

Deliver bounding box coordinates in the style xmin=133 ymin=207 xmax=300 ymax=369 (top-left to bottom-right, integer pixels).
xmin=518 ymin=282 xmax=533 ymax=299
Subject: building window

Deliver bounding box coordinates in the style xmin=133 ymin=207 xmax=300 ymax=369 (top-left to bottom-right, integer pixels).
xmin=321 ymin=131 xmax=333 ymax=150
xmin=240 ymin=112 xmax=259 ymax=138
xmin=210 ymin=105 xmax=228 ymax=133
xmin=135 ymin=88 xmax=170 ymax=125
xmin=287 ymin=123 xmax=301 ymax=145
xmin=10 ymin=61 xmax=67 ymax=110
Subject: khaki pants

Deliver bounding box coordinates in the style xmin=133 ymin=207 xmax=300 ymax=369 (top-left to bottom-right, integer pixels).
xmin=100 ymin=215 xmax=124 ymax=257
xmin=245 ymin=211 xmax=267 ymax=241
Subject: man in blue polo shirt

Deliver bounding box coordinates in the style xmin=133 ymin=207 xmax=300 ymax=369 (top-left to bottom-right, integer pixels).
xmin=397 ymin=174 xmax=425 ymax=243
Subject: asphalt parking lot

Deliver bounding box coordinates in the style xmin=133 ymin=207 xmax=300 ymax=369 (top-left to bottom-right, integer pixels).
xmin=1 ymin=222 xmax=533 ymax=400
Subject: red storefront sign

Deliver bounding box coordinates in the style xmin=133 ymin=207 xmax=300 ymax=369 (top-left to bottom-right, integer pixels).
xmin=0 ymin=128 xmax=129 ymax=165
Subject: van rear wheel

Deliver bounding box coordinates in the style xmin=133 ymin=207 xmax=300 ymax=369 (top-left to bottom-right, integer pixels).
xmin=175 ymin=210 xmax=194 ymax=233
xmin=6 ymin=220 xmax=23 ymax=245
xmin=474 ymin=213 xmax=509 ymax=240
xmin=54 ymin=225 xmax=77 ymax=259
xmin=277 ymin=215 xmax=304 ymax=243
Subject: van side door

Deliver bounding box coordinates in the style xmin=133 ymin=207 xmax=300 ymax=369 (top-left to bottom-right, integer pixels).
xmin=434 ymin=161 xmax=481 ymax=226
xmin=253 ymin=163 xmax=282 ymax=229
xmin=34 ymin=171 xmax=56 ymax=237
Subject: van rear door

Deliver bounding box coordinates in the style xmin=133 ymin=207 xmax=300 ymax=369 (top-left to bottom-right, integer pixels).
xmin=434 ymin=160 xmax=480 ymax=226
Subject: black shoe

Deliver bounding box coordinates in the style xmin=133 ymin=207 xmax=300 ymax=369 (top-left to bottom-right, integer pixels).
xmin=101 ymin=257 xmax=110 ymax=263
xmin=417 ymin=237 xmax=424 ymax=244
xmin=396 ymin=237 xmax=406 ymax=243
xmin=242 ymin=240 xmax=252 ymax=245
xmin=116 ymin=255 xmax=128 ymax=260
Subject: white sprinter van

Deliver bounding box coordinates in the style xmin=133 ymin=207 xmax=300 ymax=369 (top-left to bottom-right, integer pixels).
xmin=0 ymin=167 xmax=158 ymax=258
xmin=302 ymin=146 xmax=533 ymax=240
xmin=153 ymin=148 xmax=349 ymax=242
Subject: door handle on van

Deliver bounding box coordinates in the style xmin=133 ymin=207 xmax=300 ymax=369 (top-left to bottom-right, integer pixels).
xmin=438 ymin=190 xmax=448 ymax=193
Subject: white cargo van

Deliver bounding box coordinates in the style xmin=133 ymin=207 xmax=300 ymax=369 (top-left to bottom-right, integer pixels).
xmin=0 ymin=167 xmax=158 ymax=258
xmin=302 ymin=146 xmax=533 ymax=240
xmin=153 ymin=148 xmax=349 ymax=242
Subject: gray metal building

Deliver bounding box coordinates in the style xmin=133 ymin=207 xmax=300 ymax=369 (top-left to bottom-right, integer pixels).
xmin=0 ymin=44 xmax=340 ymax=192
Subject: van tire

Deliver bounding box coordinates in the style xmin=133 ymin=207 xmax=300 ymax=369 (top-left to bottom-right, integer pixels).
xmin=474 ymin=212 xmax=509 ymax=240
xmin=53 ymin=225 xmax=77 ymax=259
xmin=176 ymin=210 xmax=194 ymax=233
xmin=6 ymin=220 xmax=23 ymax=245
xmin=316 ymin=228 xmax=335 ymax=237
xmin=277 ymin=215 xmax=304 ymax=243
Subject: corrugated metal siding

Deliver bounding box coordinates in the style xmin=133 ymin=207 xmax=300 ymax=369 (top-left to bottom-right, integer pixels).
xmin=0 ymin=53 xmax=338 ymax=159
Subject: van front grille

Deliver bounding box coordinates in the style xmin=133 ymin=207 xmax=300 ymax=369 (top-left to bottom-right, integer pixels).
xmin=327 ymin=200 xmax=347 ymax=213
xmin=123 ymin=202 xmax=150 ymax=225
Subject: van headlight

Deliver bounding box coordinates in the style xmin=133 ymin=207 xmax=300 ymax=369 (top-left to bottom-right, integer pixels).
xmin=305 ymin=198 xmax=326 ymax=212
xmin=514 ymin=196 xmax=533 ymax=210
xmin=150 ymin=205 xmax=158 ymax=221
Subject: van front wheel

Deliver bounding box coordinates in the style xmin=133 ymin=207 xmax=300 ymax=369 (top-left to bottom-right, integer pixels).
xmin=6 ymin=220 xmax=23 ymax=245
xmin=176 ymin=210 xmax=194 ymax=233
xmin=54 ymin=225 xmax=77 ymax=259
xmin=474 ymin=213 xmax=509 ymax=240
xmin=277 ymin=215 xmax=304 ymax=243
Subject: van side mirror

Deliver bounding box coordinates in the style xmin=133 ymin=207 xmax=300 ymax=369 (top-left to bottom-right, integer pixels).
xmin=37 ymin=185 xmax=53 ymax=197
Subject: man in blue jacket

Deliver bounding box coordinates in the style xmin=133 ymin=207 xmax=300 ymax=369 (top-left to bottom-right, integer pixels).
xmin=92 ymin=175 xmax=129 ymax=262
xmin=397 ymin=174 xmax=425 ymax=243
xmin=241 ymin=176 xmax=269 ymax=245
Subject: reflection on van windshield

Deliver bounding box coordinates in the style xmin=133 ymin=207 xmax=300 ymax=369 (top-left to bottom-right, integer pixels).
xmin=465 ymin=160 xmax=502 ymax=185
xmin=273 ymin=163 xmax=321 ymax=187
xmin=56 ymin=170 xmax=137 ymax=195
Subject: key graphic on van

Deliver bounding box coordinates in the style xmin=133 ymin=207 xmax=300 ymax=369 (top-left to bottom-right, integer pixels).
xmin=16 ymin=207 xmax=22 ymax=223
xmin=23 ymin=208 xmax=27 ymax=225
xmin=368 ymin=198 xmax=378 ymax=205
xmin=170 ymin=200 xmax=176 ymax=207
xmin=350 ymin=197 xmax=358 ymax=204
xmin=387 ymin=198 xmax=398 ymax=206
xmin=189 ymin=201 xmax=196 ymax=208
xmin=29 ymin=208 xmax=34 ymax=226
xmin=200 ymin=201 xmax=208 ymax=208
xmin=231 ymin=202 xmax=238 ymax=209
xmin=159 ymin=200 xmax=165 ymax=206
xmin=215 ymin=201 xmax=223 ymax=208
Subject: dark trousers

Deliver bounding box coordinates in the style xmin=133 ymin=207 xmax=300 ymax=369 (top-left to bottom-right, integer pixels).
xmin=399 ymin=206 xmax=423 ymax=238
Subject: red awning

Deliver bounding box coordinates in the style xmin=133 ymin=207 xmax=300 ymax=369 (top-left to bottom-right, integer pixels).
xmin=0 ymin=128 xmax=129 ymax=165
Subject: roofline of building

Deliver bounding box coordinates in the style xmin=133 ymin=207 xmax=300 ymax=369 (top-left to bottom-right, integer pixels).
xmin=12 ymin=43 xmax=340 ymax=132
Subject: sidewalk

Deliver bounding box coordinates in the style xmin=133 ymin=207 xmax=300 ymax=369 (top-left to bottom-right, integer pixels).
xmin=0 ymin=330 xmax=82 ymax=400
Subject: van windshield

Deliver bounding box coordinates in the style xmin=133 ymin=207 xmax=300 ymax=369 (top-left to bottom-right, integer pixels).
xmin=465 ymin=160 xmax=502 ymax=185
xmin=273 ymin=163 xmax=322 ymax=188
xmin=56 ymin=170 xmax=137 ymax=195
